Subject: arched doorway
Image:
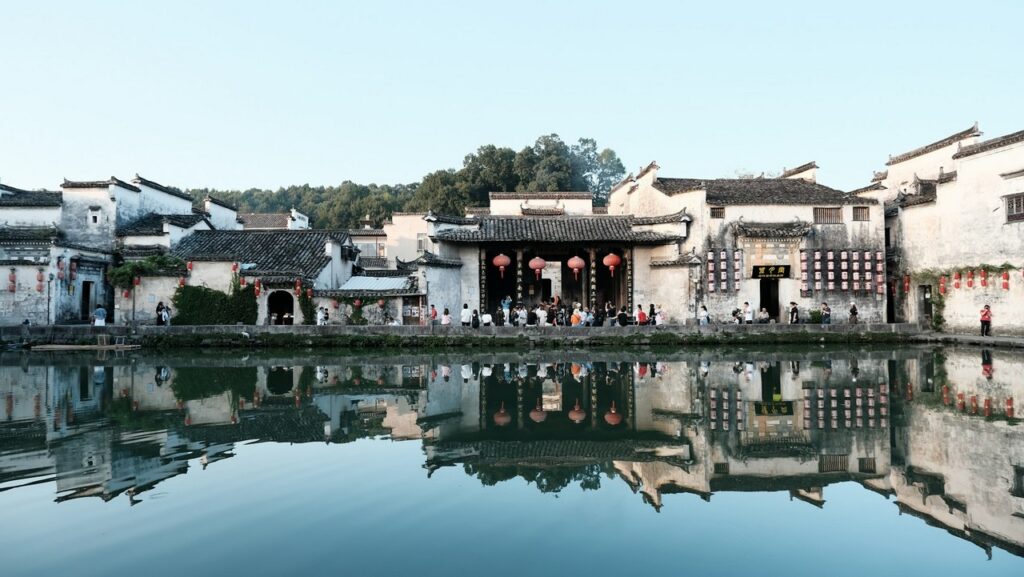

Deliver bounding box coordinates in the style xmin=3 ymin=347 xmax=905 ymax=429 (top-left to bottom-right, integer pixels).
xmin=267 ymin=367 xmax=295 ymax=395
xmin=268 ymin=290 xmax=295 ymax=325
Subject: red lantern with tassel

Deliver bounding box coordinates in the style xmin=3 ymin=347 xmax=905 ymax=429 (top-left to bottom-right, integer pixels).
xmin=953 ymin=271 xmax=961 ymax=289
xmin=239 ymin=276 xmax=247 ymax=287
xmin=36 ymin=270 xmax=44 ymax=282
xmin=1002 ymin=270 xmax=1010 ymax=290
xmin=980 ymin=269 xmax=988 ymax=287
xmin=938 ymin=276 xmax=946 ymax=295
xmin=7 ymin=270 xmax=15 ymax=284
xmin=528 ymin=256 xmax=546 ymax=280
xmin=492 ymin=253 xmax=511 ymax=279
xmin=603 ymin=253 xmax=622 ymax=277
xmin=36 ymin=282 xmax=44 ymax=292
xmin=332 ymin=299 xmax=340 ymax=309
xmin=306 ymin=288 xmax=313 ymax=299
xmin=604 ymin=401 xmax=622 ymax=426
xmin=294 ymin=279 xmax=302 ymax=296
xmin=254 ymin=279 xmax=261 ymax=297
xmin=1007 ymin=397 xmax=1014 ymax=419
xmin=902 ymin=274 xmax=910 ymax=294
xmin=967 ymin=270 xmax=974 ymax=288
xmin=231 ymin=262 xmax=239 ymax=272
xmin=186 ymin=261 xmax=193 ymax=271
xmin=122 ymin=289 xmax=131 ymax=298
xmin=377 ymin=298 xmax=385 ymax=307
xmin=133 ymin=276 xmax=141 ymax=286
xmin=567 ymin=255 xmax=586 ymax=281
xmin=353 ymin=298 xmax=362 ymax=308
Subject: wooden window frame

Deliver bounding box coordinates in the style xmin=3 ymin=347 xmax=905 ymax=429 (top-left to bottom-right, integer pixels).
xmin=852 ymin=206 xmax=870 ymax=221
xmin=710 ymin=207 xmax=725 ymax=219
xmin=1007 ymin=193 xmax=1024 ymax=223
xmin=813 ymin=207 xmax=843 ymax=225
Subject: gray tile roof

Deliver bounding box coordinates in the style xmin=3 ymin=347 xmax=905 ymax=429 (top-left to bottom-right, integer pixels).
xmin=489 ymin=192 xmax=592 ymax=201
xmin=131 ymin=174 xmax=194 ymax=201
xmin=871 ymin=170 xmax=888 ymax=182
xmin=316 ymin=275 xmax=418 ymax=297
xmin=348 ymin=228 xmax=387 ymax=237
xmin=432 ymin=215 xmax=685 ymax=245
xmin=849 ymin=182 xmax=886 ymax=195
xmin=886 ymin=124 xmax=981 ymax=166
xmin=653 ymin=178 xmax=875 ymax=206
xmin=952 ymin=129 xmax=1024 ymax=159
xmin=172 ymin=229 xmax=350 ymax=280
xmin=205 ymin=195 xmax=238 ymax=211
xmin=520 ymin=206 xmax=564 ymax=216
xmin=465 ymin=207 xmax=491 ymax=216
xmin=62 ymin=177 xmax=141 ymax=192
xmin=120 ymin=245 xmax=169 ymax=258
xmin=633 ymin=209 xmax=691 ymax=225
xmin=0 ymin=226 xmax=60 ymax=243
xmin=358 ymin=256 xmax=388 ymax=268
xmin=0 ymin=184 xmax=62 ymax=207
xmin=733 ymin=221 xmax=813 ymax=238
xmin=240 ymin=213 xmax=291 ymax=229
xmin=116 ymin=213 xmax=209 ymax=237
xmin=780 ymin=161 xmax=817 ymax=178
xmin=402 ymin=250 xmax=463 ymax=268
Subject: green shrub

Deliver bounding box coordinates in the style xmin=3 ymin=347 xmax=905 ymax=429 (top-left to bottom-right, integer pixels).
xmin=171 ymin=279 xmax=257 ymax=325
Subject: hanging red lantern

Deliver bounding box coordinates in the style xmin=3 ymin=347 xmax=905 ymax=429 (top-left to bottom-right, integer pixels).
xmin=1007 ymin=398 xmax=1014 ymax=419
xmin=902 ymin=274 xmax=910 ymax=294
xmin=36 ymin=270 xmax=44 ymax=282
xmin=294 ymin=279 xmax=302 ymax=296
xmin=528 ymin=256 xmax=546 ymax=280
xmin=122 ymin=289 xmax=131 ymax=298
xmin=254 ymin=280 xmax=261 ymax=297
xmin=603 ymin=253 xmax=622 ymax=277
xmin=1001 ymin=270 xmax=1009 ymax=290
xmin=967 ymin=270 xmax=974 ymax=288
xmin=231 ymin=262 xmax=239 ymax=272
xmin=186 ymin=261 xmax=193 ymax=271
xmin=493 ymin=402 xmax=512 ymax=427
xmin=953 ymin=271 xmax=961 ymax=289
xmin=133 ymin=276 xmax=141 ymax=286
xmin=567 ymin=255 xmax=586 ymax=281
xmin=529 ymin=399 xmax=546 ymax=423
xmin=938 ymin=276 xmax=946 ymax=295
xmin=492 ymin=253 xmax=511 ymax=278
xmin=332 ymin=299 xmax=340 ymax=309
xmin=36 ymin=282 xmax=44 ymax=292
xmin=178 ymin=277 xmax=186 ymax=288
xmin=239 ymin=276 xmax=247 ymax=287
xmin=306 ymin=288 xmax=313 ymax=299
xmin=353 ymin=298 xmax=362 ymax=308
xmin=980 ymin=269 xmax=988 ymax=287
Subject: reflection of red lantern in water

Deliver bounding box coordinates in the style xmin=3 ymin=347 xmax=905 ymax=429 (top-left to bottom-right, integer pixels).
xmin=942 ymin=385 xmax=950 ymax=405
xmin=492 ymin=254 xmax=511 ymax=278
xmin=294 ymin=279 xmax=302 ymax=296
xmin=239 ymin=276 xmax=247 ymax=287
xmin=493 ymin=402 xmax=512 ymax=427
xmin=603 ymin=253 xmax=622 ymax=277
xmin=568 ymin=255 xmax=586 ymax=281
xmin=529 ymin=399 xmax=546 ymax=423
xmin=353 ymin=298 xmax=362 ymax=308
xmin=984 ymin=398 xmax=992 ymax=417
xmin=956 ymin=392 xmax=965 ymax=411
xmin=254 ymin=279 xmax=261 ymax=297
xmin=306 ymin=288 xmax=313 ymax=299
xmin=378 ymin=298 xmax=385 ymax=307
xmin=1007 ymin=398 xmax=1014 ymax=418
xmin=604 ymin=401 xmax=622 ymax=426
xmin=528 ymin=257 xmax=546 ymax=280
xmin=179 ymin=277 xmax=186 ymax=288
xmin=568 ymin=399 xmax=587 ymax=423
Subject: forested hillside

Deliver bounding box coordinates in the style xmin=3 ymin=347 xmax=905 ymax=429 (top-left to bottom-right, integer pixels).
xmin=184 ymin=134 xmax=625 ymax=229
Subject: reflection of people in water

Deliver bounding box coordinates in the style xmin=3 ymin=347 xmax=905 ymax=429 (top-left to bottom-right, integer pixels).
xmin=981 ymin=350 xmax=994 ymax=380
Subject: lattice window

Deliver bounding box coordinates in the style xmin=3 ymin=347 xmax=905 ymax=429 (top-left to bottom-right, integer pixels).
xmin=710 ymin=206 xmax=725 ymax=219
xmin=853 ymin=206 xmax=870 ymax=221
xmin=1007 ymin=193 xmax=1024 ymax=223
xmin=814 ymin=207 xmax=843 ymax=224
xmin=819 ymin=454 xmax=849 ymax=473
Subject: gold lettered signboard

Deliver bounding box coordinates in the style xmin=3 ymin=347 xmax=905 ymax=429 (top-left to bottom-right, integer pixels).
xmin=754 ymin=401 xmax=793 ymax=416
xmin=751 ymin=265 xmax=791 ymax=279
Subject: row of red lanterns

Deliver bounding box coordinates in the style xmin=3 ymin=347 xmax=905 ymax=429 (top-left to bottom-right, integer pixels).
xmin=937 ymin=269 xmax=1018 ymax=294
xmin=491 ymin=253 xmax=623 ymax=281
xmin=496 ymin=399 xmax=623 ymax=426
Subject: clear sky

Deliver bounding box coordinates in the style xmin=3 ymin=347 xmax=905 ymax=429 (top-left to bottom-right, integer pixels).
xmin=1 ymin=0 xmax=1021 ymax=193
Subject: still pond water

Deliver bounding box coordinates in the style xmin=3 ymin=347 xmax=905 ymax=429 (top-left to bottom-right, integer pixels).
xmin=2 ymin=345 xmax=1023 ymax=576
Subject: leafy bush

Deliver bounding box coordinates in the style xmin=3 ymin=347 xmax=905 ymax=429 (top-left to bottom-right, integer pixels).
xmin=171 ymin=280 xmax=257 ymax=325
xmin=108 ymin=255 xmax=185 ymax=288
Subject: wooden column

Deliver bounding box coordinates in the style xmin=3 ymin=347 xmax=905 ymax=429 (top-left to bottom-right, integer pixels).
xmin=478 ymin=247 xmax=487 ymax=313
xmin=627 ymin=247 xmax=635 ymax=315
xmin=515 ymin=248 xmax=524 ymax=305
xmin=588 ymin=248 xmax=597 ymax=310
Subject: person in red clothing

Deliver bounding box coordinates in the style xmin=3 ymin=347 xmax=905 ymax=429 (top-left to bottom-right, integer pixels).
xmin=980 ymin=304 xmax=992 ymax=336
xmin=636 ymin=304 xmax=648 ymax=325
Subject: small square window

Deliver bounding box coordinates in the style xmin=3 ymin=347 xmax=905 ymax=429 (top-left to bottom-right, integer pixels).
xmin=710 ymin=207 xmax=725 ymax=219
xmin=91 ymin=215 xmax=98 ymax=224
xmin=853 ymin=207 xmax=870 ymax=221
xmin=1007 ymin=193 xmax=1024 ymax=223
xmin=814 ymin=207 xmax=843 ymax=224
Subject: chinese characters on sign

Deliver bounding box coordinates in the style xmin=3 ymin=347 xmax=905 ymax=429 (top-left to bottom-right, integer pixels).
xmin=750 ymin=265 xmax=791 ymax=279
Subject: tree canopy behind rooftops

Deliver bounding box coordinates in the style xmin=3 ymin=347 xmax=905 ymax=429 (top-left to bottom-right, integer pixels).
xmin=185 ymin=134 xmax=625 ymax=228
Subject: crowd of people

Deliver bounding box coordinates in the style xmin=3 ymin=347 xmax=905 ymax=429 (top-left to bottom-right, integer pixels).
xmin=428 ymin=296 xmax=667 ymax=328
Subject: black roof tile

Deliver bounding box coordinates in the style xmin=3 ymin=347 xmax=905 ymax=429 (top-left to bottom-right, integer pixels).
xmin=734 ymin=221 xmax=813 ymax=238
xmin=654 ymin=178 xmax=874 ymax=206
xmin=172 ymin=230 xmax=350 ymax=280
xmin=116 ymin=213 xmax=209 ymax=237
xmin=886 ymin=124 xmax=981 ymax=166
xmin=432 ymin=215 xmax=684 ymax=245
xmin=780 ymin=161 xmax=818 ymax=178
xmin=0 ymin=185 xmax=62 ymax=207
xmin=952 ymin=129 xmax=1024 ymax=159
xmin=62 ymin=177 xmax=141 ymax=192
xmin=131 ymin=175 xmax=193 ymax=201
xmin=489 ymin=192 xmax=592 ymax=201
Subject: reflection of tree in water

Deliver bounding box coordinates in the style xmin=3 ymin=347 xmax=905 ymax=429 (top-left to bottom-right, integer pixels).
xmin=171 ymin=367 xmax=258 ymax=401
xmin=463 ymin=462 xmax=615 ymax=493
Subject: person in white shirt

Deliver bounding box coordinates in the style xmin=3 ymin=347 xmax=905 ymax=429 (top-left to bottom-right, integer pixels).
xmin=536 ymin=306 xmax=548 ymax=326
xmin=481 ymin=312 xmax=493 ymax=326
xmin=743 ymin=302 xmax=754 ymax=324
xmin=517 ymin=307 xmax=527 ymax=326
xmin=460 ymin=303 xmax=472 ymax=326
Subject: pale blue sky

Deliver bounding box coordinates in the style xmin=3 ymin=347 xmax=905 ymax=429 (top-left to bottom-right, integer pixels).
xmin=1 ymin=0 xmax=1021 ymax=193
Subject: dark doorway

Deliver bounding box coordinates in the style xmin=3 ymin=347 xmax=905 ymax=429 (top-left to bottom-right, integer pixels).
xmin=268 ymin=291 xmax=295 ymax=325
xmin=80 ymin=281 xmax=94 ymax=321
xmin=267 ymin=367 xmax=294 ymax=395
xmin=886 ymin=280 xmax=896 ymax=323
xmin=919 ymin=285 xmax=933 ymax=321
xmin=759 ymin=279 xmax=779 ymax=321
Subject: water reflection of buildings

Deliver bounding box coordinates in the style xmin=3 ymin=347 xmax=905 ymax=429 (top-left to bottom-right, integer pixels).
xmin=1 ymin=348 xmax=1022 ymax=557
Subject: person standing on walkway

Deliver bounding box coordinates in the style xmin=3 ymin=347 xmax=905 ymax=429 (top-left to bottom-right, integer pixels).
xmin=92 ymin=305 xmax=107 ymax=327
xmin=460 ymin=303 xmax=472 ymax=326
xmin=980 ymin=304 xmax=992 ymax=336
xmin=648 ymin=304 xmax=656 ymax=326
xmin=743 ymin=302 xmax=754 ymax=324
xmin=430 ymin=304 xmax=438 ymax=324
xmin=156 ymin=302 xmax=166 ymax=326
xmin=441 ymin=308 xmax=452 ymax=325
xmin=617 ymin=306 xmax=629 ymax=327
xmin=821 ymin=302 xmax=831 ymax=325
xmin=636 ymin=305 xmax=648 ymax=326
xmin=848 ymin=302 xmax=859 ymax=324
xmin=789 ymin=302 xmax=799 ymax=324
xmin=501 ymin=295 xmax=512 ymax=321
xmin=698 ymin=305 xmax=709 ymax=326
